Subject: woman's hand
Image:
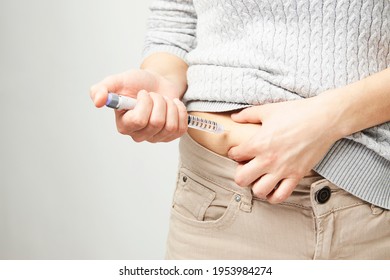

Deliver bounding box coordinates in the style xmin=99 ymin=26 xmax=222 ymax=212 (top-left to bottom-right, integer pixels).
xmin=90 ymin=69 xmax=188 ymax=143
xmin=227 ymin=96 xmax=342 ymax=204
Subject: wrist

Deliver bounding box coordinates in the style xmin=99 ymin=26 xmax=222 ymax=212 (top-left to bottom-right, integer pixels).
xmin=311 ymin=91 xmax=349 ymax=142
xmin=314 ymin=83 xmax=372 ymax=141
xmin=141 ymin=52 xmax=188 ymax=98
xmin=313 ymin=68 xmax=390 ymax=140
xmin=143 ymin=68 xmax=187 ymax=97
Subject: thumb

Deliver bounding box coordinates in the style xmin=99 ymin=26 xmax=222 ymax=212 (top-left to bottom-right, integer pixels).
xmin=89 ymin=85 xmax=108 ymax=108
xmin=89 ymin=70 xmax=141 ymax=108
xmin=231 ymin=106 xmax=265 ymax=124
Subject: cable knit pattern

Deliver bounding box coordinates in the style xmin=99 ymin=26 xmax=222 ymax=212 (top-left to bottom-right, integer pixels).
xmin=143 ymin=0 xmax=390 ymax=209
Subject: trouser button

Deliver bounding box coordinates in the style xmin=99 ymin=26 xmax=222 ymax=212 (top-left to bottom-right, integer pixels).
xmin=315 ymin=186 xmax=331 ymax=204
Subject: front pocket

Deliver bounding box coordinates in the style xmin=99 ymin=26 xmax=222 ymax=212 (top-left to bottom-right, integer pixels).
xmin=172 ymin=168 xmax=238 ymax=226
xmin=174 ymin=172 xmax=216 ymax=221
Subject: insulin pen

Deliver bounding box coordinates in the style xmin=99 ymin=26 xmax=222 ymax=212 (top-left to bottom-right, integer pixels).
xmin=105 ymin=93 xmax=226 ymax=134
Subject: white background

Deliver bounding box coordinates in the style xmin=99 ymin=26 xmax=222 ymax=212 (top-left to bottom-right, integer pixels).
xmin=0 ymin=0 xmax=179 ymax=259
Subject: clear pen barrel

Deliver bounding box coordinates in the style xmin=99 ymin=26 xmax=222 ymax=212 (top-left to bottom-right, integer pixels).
xmin=187 ymin=115 xmax=225 ymax=134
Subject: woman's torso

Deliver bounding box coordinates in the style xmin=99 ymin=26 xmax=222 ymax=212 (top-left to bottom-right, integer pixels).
xmin=187 ymin=111 xmax=318 ymax=177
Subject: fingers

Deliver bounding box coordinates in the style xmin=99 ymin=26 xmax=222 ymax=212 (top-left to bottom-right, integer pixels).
xmin=231 ymin=105 xmax=266 ymax=124
xmin=130 ymin=92 xmax=167 ymax=142
xmin=250 ymin=175 xmax=299 ymax=204
xmin=115 ymin=90 xmax=153 ymax=137
xmin=251 ymin=174 xmax=280 ymax=199
xmin=234 ymin=159 xmax=267 ymax=187
xmin=228 ymin=140 xmax=260 ymax=162
xmin=151 ymin=97 xmax=188 ymax=142
xmin=228 ymin=126 xmax=266 ymax=162
xmin=233 ymin=155 xmax=300 ymax=204
xmin=174 ymin=98 xmax=189 ymax=136
xmin=148 ymin=96 xmax=179 ymax=142
xmin=266 ymin=178 xmax=300 ymax=204
xmin=160 ymin=96 xmax=179 ymax=135
xmin=115 ymin=90 xmax=187 ymax=143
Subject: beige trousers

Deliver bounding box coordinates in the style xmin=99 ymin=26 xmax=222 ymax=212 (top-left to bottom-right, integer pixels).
xmin=165 ymin=134 xmax=390 ymax=259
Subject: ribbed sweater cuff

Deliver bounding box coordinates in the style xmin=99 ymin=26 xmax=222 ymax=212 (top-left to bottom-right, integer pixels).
xmin=314 ymin=138 xmax=390 ymax=209
xmin=142 ymin=45 xmax=189 ymax=62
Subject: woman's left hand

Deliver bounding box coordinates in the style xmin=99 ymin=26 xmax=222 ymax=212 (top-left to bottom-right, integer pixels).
xmin=227 ymin=96 xmax=341 ymax=204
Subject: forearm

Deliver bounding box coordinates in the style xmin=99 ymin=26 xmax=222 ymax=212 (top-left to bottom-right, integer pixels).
xmin=141 ymin=52 xmax=189 ymax=99
xmin=318 ymin=68 xmax=390 ymax=140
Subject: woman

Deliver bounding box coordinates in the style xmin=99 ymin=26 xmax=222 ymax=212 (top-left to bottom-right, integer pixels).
xmin=90 ymin=0 xmax=390 ymax=259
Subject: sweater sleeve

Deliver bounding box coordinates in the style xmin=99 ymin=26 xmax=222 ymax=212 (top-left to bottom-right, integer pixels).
xmin=143 ymin=0 xmax=197 ymax=61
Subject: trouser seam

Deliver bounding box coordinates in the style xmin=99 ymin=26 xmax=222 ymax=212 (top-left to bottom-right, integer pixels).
xmin=312 ymin=212 xmax=318 ymax=260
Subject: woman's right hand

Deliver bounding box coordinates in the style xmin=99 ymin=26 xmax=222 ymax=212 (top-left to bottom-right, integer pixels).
xmin=89 ymin=69 xmax=188 ymax=143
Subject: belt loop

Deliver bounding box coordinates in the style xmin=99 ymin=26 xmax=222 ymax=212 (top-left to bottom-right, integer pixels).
xmin=240 ymin=201 xmax=252 ymax=212
xmin=371 ymin=204 xmax=385 ymax=215
xmin=238 ymin=190 xmax=253 ymax=213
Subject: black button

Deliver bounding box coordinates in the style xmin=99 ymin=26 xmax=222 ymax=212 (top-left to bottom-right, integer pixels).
xmin=315 ymin=186 xmax=331 ymax=204
xmin=182 ymin=176 xmax=188 ymax=183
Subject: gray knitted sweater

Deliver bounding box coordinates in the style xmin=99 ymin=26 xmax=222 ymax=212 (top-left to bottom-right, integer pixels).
xmin=143 ymin=0 xmax=390 ymax=209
